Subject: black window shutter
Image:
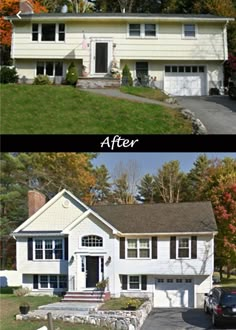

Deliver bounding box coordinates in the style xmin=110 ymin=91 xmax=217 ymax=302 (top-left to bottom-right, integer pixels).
xmin=33 ymin=275 xmax=38 ymax=289
xmin=191 ymin=236 xmax=197 ymax=259
xmin=141 ymin=275 xmax=147 ymax=290
xmin=152 ymin=237 xmax=157 ymax=259
xmin=64 ymin=237 xmax=68 ymax=260
xmin=120 ymin=237 xmax=125 ymax=259
xmin=170 ymin=236 xmax=176 ymax=259
xmin=121 ymin=275 xmax=127 ymax=290
xmin=28 ymin=238 xmax=33 ymax=260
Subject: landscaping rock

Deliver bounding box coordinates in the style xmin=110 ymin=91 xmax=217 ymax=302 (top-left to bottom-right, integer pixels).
xmin=180 ymin=109 xmax=195 ymax=120
xmin=192 ymin=118 xmax=207 ymax=135
xmin=165 ymin=97 xmax=177 ymax=104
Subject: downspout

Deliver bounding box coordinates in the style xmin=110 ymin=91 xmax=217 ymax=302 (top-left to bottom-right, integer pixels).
xmin=223 ymin=20 xmax=229 ymax=63
xmin=220 ymin=20 xmax=229 ymax=94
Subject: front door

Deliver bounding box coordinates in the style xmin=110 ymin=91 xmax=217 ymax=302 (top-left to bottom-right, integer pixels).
xmin=86 ymin=256 xmax=99 ymax=288
xmin=95 ymin=43 xmax=108 ymax=73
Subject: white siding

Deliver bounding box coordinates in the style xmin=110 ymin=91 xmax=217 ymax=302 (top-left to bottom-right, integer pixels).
xmin=68 ymin=214 xmax=116 ymax=292
xmin=117 ymin=235 xmax=214 ymax=276
xmin=16 ymin=238 xmax=68 ymax=274
xmin=0 ymin=270 xmax=22 ymax=287
xmin=23 ymin=194 xmax=85 ymax=231
xmin=12 ymin=20 xmax=225 ymax=61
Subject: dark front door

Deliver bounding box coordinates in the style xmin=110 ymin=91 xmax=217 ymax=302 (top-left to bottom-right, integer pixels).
xmin=86 ymin=256 xmax=99 ymax=288
xmin=95 ymin=43 xmax=108 ymax=73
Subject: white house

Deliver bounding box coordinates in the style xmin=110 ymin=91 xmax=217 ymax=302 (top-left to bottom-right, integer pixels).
xmin=12 ymin=189 xmax=217 ymax=308
xmin=5 ymin=12 xmax=234 ymax=95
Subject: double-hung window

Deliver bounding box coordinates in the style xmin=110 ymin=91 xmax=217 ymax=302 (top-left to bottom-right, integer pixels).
xmin=39 ymin=275 xmax=68 ymax=289
xmin=178 ymin=237 xmax=190 ymax=258
xmin=128 ymin=24 xmax=157 ymax=38
xmin=129 ymin=276 xmax=140 ymax=289
xmin=32 ymin=23 xmax=65 ymax=42
xmin=34 ymin=239 xmax=63 ymax=260
xmin=129 ymin=24 xmax=141 ymax=36
xmin=36 ymin=61 xmax=63 ymax=76
xmin=145 ymin=24 xmax=156 ymax=36
xmin=127 ymin=238 xmax=150 ymax=258
xmin=183 ymin=24 xmax=196 ymax=38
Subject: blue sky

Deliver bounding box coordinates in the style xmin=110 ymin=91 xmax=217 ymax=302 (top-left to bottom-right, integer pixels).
xmin=92 ymin=153 xmax=236 ymax=179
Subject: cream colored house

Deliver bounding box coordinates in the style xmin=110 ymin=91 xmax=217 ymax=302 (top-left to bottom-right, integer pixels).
xmin=11 ymin=189 xmax=218 ymax=308
xmin=6 ymin=13 xmax=233 ymax=95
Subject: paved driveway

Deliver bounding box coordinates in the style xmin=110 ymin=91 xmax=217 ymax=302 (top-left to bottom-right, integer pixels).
xmin=176 ymin=96 xmax=236 ymax=134
xmin=141 ymin=308 xmax=236 ymax=330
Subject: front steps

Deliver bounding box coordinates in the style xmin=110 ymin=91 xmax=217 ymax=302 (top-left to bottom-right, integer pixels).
xmin=62 ymin=290 xmax=110 ymax=303
xmin=76 ymin=77 xmax=120 ymax=89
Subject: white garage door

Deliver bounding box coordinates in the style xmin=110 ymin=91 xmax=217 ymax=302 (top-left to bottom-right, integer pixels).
xmin=164 ymin=66 xmax=206 ymax=96
xmin=154 ymin=278 xmax=194 ymax=308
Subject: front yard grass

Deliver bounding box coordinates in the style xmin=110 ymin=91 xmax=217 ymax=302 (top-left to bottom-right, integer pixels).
xmin=1 ymin=84 xmax=192 ymax=134
xmin=120 ymin=86 xmax=169 ymax=101
xmin=214 ymin=272 xmax=236 ymax=287
xmin=0 ymin=294 xmax=107 ymax=330
xmin=99 ymin=296 xmax=146 ymax=310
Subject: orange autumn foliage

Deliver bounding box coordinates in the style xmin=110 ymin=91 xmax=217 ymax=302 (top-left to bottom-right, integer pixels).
xmin=0 ymin=0 xmax=47 ymax=47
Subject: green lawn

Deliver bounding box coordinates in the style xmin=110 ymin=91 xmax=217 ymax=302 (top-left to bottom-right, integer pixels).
xmin=0 ymin=294 xmax=107 ymax=330
xmin=1 ymin=84 xmax=192 ymax=134
xmin=214 ymin=273 xmax=236 ymax=287
xmin=120 ymin=86 xmax=169 ymax=101
xmin=99 ymin=296 xmax=145 ymax=310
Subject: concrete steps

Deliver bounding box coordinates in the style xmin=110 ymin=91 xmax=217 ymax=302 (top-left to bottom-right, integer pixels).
xmin=62 ymin=290 xmax=110 ymax=303
xmin=76 ymin=77 xmax=120 ymax=89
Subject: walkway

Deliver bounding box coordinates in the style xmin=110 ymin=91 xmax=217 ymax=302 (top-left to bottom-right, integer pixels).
xmin=18 ymin=302 xmax=102 ymax=319
xmin=84 ymin=88 xmax=180 ymax=109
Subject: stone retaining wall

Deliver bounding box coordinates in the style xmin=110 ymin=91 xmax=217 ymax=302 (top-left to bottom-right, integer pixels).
xmin=16 ymin=300 xmax=152 ymax=330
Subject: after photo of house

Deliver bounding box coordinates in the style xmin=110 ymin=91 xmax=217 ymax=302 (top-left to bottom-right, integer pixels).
xmin=1 ymin=0 xmax=236 ymax=134
xmin=0 ymin=152 xmax=236 ymax=329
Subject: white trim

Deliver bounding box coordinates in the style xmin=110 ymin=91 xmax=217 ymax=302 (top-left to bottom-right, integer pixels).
xmin=223 ymin=22 xmax=228 ymax=61
xmin=90 ymin=38 xmax=113 ymax=76
xmin=35 ymin=60 xmax=64 ymax=77
xmin=33 ymin=237 xmax=64 ymax=261
xmin=13 ymin=189 xmax=89 ymax=233
xmin=126 ymin=238 xmax=151 ymax=259
xmin=38 ymin=274 xmax=67 ymax=290
xmin=31 ymin=23 xmax=66 ymax=43
xmin=63 ymin=209 xmax=120 ymax=235
xmin=127 ymin=23 xmax=158 ymax=38
xmin=7 ymin=15 xmax=234 ymax=23
xmin=177 ymin=236 xmax=191 ymax=259
xmin=182 ymin=23 xmax=198 ymax=39
xmin=118 ymin=231 xmax=217 ymax=236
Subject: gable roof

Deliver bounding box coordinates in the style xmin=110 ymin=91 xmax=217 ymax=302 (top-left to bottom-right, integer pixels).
xmin=13 ymin=189 xmax=89 ymax=233
xmin=92 ymin=201 xmax=217 ymax=234
xmin=5 ymin=13 xmax=234 ymax=23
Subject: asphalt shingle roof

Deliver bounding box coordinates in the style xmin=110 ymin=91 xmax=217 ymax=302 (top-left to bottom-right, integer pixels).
xmin=92 ymin=201 xmax=217 ymax=234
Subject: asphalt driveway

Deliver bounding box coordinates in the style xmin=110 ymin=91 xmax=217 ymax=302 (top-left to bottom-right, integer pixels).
xmin=176 ymin=96 xmax=236 ymax=134
xmin=141 ymin=308 xmax=236 ymax=330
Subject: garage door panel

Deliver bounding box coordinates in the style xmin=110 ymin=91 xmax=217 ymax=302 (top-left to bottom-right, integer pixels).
xmin=164 ymin=67 xmax=206 ymax=96
xmin=154 ymin=279 xmax=194 ymax=308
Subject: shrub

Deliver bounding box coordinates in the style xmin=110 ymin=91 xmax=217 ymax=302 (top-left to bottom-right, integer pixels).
xmin=0 ymin=66 xmax=18 ymax=84
xmin=122 ymin=64 xmax=133 ymax=86
xmin=13 ymin=287 xmax=30 ymax=296
xmin=66 ymin=62 xmax=78 ymax=86
xmin=33 ymin=74 xmax=51 ymax=85
xmin=0 ymin=286 xmax=20 ymax=294
xmin=122 ymin=298 xmax=142 ymax=310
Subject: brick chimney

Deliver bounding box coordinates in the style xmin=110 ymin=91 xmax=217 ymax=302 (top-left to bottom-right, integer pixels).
xmin=28 ymin=190 xmax=46 ymax=217
xmin=20 ymin=0 xmax=34 ymax=14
